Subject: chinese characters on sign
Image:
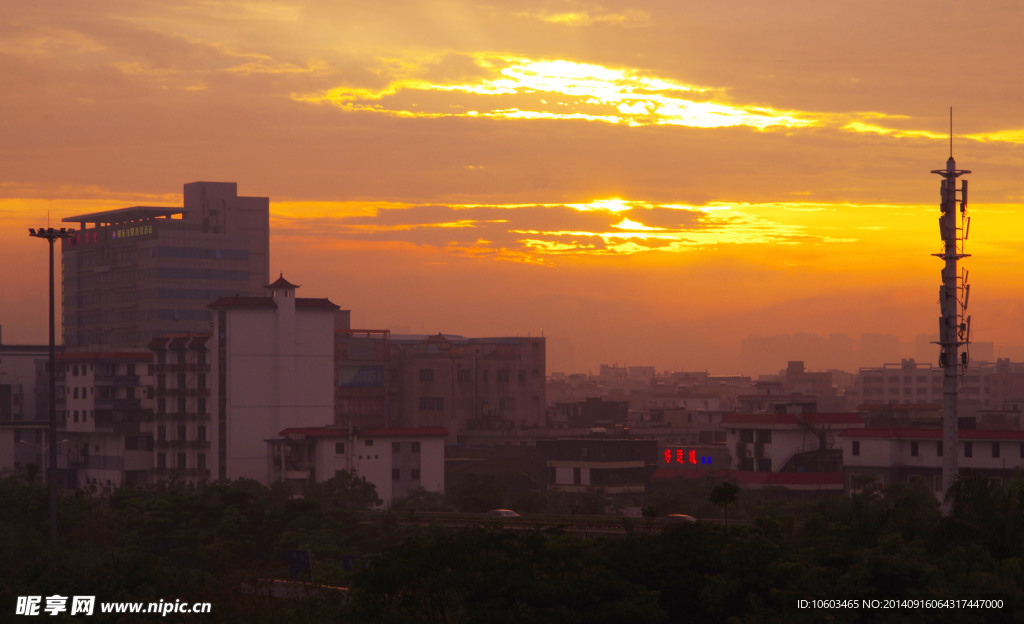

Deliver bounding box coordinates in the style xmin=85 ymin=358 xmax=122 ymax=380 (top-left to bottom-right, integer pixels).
xmin=663 ymin=448 xmax=712 ymax=466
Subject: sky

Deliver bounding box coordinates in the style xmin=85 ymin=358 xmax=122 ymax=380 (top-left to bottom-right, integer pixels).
xmin=3 ymin=0 xmax=1024 ymax=375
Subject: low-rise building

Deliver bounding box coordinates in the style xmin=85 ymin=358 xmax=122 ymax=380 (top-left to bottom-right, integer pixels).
xmin=720 ymin=412 xmax=865 ymax=491
xmin=838 ymin=427 xmax=1024 ymax=498
xmin=270 ymin=426 xmax=447 ymax=505
xmin=537 ymin=438 xmax=658 ymax=496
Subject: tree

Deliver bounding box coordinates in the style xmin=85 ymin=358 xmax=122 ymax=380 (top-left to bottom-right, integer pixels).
xmin=709 ymin=481 xmax=739 ymax=528
xmin=304 ymin=471 xmax=382 ymax=513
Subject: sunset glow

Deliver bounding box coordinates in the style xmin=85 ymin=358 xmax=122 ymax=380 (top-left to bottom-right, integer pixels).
xmin=4 ymin=1 xmax=1024 ymax=373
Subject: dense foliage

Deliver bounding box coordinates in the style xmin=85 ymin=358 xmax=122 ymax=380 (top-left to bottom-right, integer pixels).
xmin=3 ymin=472 xmax=1024 ymax=622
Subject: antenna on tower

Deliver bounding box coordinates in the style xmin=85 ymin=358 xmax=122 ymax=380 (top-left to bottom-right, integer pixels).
xmin=949 ymin=107 xmax=953 ymax=158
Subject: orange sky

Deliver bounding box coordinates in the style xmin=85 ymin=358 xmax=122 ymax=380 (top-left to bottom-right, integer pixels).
xmin=3 ymin=0 xmax=1024 ymax=374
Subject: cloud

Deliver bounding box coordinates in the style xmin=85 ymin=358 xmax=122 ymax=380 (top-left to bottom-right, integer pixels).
xmin=270 ymin=198 xmax=836 ymax=262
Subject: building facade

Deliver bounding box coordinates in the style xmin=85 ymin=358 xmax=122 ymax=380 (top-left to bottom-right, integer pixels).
xmin=271 ymin=426 xmax=447 ymax=505
xmin=61 ymin=182 xmax=269 ymax=349
xmin=57 ymin=351 xmax=155 ymax=493
xmin=148 ymin=334 xmax=213 ymax=484
xmin=839 ymin=427 xmax=1024 ymax=498
xmin=209 ymin=276 xmax=340 ymax=483
xmin=387 ymin=334 xmax=546 ymax=439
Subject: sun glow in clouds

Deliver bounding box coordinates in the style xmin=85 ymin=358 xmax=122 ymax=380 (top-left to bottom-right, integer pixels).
xmin=295 ymin=53 xmax=825 ymax=130
xmin=270 ymin=197 xmax=844 ymax=262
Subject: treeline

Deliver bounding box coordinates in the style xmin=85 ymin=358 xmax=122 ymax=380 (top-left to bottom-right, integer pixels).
xmin=3 ymin=473 xmax=1024 ymax=622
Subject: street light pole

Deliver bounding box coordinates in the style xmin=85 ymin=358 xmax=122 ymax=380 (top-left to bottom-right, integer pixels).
xmin=28 ymin=226 xmax=73 ymax=548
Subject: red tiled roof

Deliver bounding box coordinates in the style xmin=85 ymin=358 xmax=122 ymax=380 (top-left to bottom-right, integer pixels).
xmin=361 ymin=427 xmax=448 ymax=438
xmin=840 ymin=428 xmax=1024 ymax=441
xmin=721 ymin=413 xmax=864 ymax=427
xmin=208 ymin=296 xmax=339 ymax=310
xmin=296 ymin=298 xmax=340 ymax=310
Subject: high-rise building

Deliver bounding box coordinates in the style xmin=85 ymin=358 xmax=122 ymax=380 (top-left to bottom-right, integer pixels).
xmin=61 ymin=182 xmax=269 ymax=349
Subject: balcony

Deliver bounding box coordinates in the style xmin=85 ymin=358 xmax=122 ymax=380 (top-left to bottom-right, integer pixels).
xmin=155 ymin=387 xmax=211 ymax=398
xmin=94 ymin=397 xmax=143 ymax=411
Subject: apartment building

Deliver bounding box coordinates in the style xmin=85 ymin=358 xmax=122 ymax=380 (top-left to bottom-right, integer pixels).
xmin=389 ymin=334 xmax=546 ymax=439
xmin=270 ymin=426 xmax=447 ymax=505
xmin=148 ymin=334 xmax=213 ymax=484
xmin=858 ymin=358 xmax=1024 ymax=416
xmin=209 ymin=275 xmax=340 ymax=482
xmin=57 ymin=351 xmax=155 ymax=493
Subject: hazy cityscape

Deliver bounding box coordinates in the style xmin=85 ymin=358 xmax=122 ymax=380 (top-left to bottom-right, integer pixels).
xmin=5 ymin=1 xmax=1024 ymax=622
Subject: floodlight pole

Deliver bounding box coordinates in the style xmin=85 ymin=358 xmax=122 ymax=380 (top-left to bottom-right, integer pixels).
xmin=28 ymin=226 xmax=74 ymax=548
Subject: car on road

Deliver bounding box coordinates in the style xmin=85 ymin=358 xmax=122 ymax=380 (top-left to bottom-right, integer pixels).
xmin=487 ymin=509 xmax=521 ymax=518
xmin=664 ymin=514 xmax=698 ymax=523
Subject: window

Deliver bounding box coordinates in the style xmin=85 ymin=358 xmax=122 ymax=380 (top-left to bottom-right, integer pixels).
xmin=392 ymin=442 xmax=402 ymax=453
xmin=392 ymin=469 xmax=401 ymax=481
xmin=851 ymin=441 xmax=860 ymax=456
xmin=964 ymin=442 xmax=973 ymax=458
xmin=992 ymin=442 xmax=1000 ymax=459
xmin=73 ymin=387 xmax=79 ymax=399
xmin=937 ymin=442 xmax=943 ymax=457
xmin=197 ymin=453 xmax=206 ymax=470
xmin=457 ymin=369 xmax=471 ymax=383
xmin=496 ymin=369 xmax=510 ymax=382
xmin=518 ymin=369 xmax=526 ymax=383
xmin=419 ymin=397 xmax=444 ymax=411
xmin=910 ymin=441 xmax=919 ymax=457
xmin=197 ymin=426 xmax=206 ymax=441
xmin=412 ymin=469 xmax=421 ymax=480
xmin=197 ymin=398 xmax=206 ymax=416
xmin=419 ymin=368 xmax=434 ymax=382
xmin=178 ymin=425 xmax=187 ymax=440
xmin=365 ymin=439 xmax=374 ymax=447
xmin=157 ymin=426 xmax=166 ymax=441
xmin=412 ymin=442 xmax=420 ymax=453
xmin=335 ymin=442 xmax=346 ymax=454
xmin=157 ymin=453 xmax=166 ymax=469
xmin=499 ymin=397 xmax=515 ymax=410
xmin=177 ymin=453 xmax=187 ymax=470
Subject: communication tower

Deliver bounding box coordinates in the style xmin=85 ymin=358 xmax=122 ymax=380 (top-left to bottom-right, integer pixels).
xmin=931 ymin=118 xmax=971 ymax=503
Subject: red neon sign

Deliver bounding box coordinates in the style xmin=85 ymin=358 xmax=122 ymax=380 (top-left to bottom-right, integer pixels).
xmin=663 ymin=448 xmax=712 ymax=466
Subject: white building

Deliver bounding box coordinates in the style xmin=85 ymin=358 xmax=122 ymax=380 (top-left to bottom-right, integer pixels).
xmin=721 ymin=412 xmax=865 ymax=491
xmin=270 ymin=426 xmax=447 ymax=505
xmin=838 ymin=427 xmax=1024 ymax=499
xmin=208 ymin=275 xmax=340 ymax=483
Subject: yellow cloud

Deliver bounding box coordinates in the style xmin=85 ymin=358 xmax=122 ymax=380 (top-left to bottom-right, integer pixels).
xmin=294 ymin=53 xmax=820 ymax=130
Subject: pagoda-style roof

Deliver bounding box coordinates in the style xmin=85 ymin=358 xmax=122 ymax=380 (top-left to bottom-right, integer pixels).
xmin=265 ymin=273 xmax=300 ymax=290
